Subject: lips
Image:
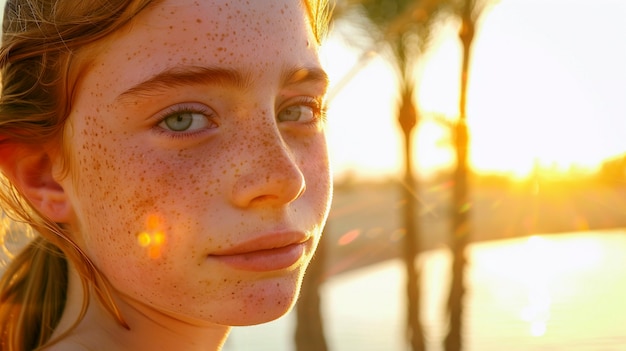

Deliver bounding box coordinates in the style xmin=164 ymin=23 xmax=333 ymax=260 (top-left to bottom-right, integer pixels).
xmin=208 ymin=231 xmax=310 ymax=272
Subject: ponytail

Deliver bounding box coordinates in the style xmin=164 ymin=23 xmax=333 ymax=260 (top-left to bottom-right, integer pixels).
xmin=0 ymin=236 xmax=68 ymax=351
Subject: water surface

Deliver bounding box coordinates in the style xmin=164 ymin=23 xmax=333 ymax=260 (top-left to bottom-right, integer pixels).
xmin=228 ymin=230 xmax=626 ymax=350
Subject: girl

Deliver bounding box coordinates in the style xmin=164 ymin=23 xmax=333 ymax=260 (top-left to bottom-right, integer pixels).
xmin=0 ymin=0 xmax=333 ymax=350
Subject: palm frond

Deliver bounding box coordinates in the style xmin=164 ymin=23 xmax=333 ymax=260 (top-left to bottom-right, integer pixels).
xmin=332 ymin=0 xmax=455 ymax=82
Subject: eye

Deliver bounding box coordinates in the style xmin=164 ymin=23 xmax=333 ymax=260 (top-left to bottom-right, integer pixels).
xmin=277 ymin=98 xmax=322 ymax=123
xmin=277 ymin=105 xmax=313 ymax=122
xmin=160 ymin=112 xmax=204 ymax=131
xmin=156 ymin=104 xmax=216 ymax=133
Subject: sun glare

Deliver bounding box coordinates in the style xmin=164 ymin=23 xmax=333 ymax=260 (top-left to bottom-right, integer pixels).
xmin=476 ymin=234 xmax=604 ymax=338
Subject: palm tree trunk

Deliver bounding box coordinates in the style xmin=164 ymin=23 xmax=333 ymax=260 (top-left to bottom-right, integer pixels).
xmin=445 ymin=2 xmax=475 ymax=350
xmin=398 ymin=87 xmax=426 ymax=351
xmin=295 ymin=228 xmax=328 ymax=351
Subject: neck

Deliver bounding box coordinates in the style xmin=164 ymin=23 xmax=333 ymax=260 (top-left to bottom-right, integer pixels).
xmin=46 ymin=264 xmax=230 ymax=351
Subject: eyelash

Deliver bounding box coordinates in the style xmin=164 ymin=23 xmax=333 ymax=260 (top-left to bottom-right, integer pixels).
xmin=286 ymin=96 xmax=328 ymax=125
xmin=151 ymin=97 xmax=328 ymax=140
xmin=152 ymin=103 xmax=216 ymax=139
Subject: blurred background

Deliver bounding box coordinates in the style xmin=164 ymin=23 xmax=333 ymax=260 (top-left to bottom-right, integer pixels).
xmin=1 ymin=0 xmax=626 ymax=350
xmin=228 ymin=0 xmax=626 ymax=350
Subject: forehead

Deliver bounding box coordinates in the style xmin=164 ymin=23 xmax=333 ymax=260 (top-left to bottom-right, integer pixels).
xmin=78 ymin=0 xmax=318 ymax=99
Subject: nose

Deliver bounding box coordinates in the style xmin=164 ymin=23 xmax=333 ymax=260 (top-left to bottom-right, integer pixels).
xmin=230 ymin=131 xmax=306 ymax=208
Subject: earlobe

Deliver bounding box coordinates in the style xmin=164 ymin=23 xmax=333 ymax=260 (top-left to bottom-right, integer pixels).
xmin=0 ymin=144 xmax=73 ymax=223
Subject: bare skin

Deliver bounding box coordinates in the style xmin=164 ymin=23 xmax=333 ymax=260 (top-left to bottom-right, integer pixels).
xmin=40 ymin=0 xmax=332 ymax=350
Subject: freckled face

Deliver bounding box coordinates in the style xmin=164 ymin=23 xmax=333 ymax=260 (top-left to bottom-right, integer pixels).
xmin=60 ymin=0 xmax=331 ymax=326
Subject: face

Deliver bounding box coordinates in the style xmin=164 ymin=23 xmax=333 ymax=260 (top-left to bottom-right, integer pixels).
xmin=58 ymin=0 xmax=331 ymax=326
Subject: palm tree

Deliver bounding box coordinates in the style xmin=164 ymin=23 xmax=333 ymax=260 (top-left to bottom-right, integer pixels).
xmin=445 ymin=1 xmax=488 ymax=350
xmin=332 ymin=1 xmax=451 ymax=350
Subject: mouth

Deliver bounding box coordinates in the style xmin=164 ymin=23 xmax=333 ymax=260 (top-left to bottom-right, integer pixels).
xmin=208 ymin=231 xmax=310 ymax=272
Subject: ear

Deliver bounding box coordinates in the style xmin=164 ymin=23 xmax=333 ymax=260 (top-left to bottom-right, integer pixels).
xmin=0 ymin=143 xmax=72 ymax=223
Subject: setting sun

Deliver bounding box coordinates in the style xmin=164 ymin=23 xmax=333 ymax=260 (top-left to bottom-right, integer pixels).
xmin=323 ymin=0 xmax=626 ymax=181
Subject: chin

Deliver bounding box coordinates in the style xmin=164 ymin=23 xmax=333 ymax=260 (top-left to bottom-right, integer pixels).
xmin=225 ymin=273 xmax=304 ymax=326
xmin=234 ymin=301 xmax=296 ymax=327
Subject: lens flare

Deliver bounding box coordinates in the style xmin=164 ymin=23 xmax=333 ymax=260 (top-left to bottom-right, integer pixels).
xmin=338 ymin=229 xmax=361 ymax=246
xmin=136 ymin=214 xmax=166 ymax=259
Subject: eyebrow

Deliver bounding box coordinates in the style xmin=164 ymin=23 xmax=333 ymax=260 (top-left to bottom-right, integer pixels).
xmin=116 ymin=65 xmax=329 ymax=103
xmin=281 ymin=66 xmax=330 ymax=89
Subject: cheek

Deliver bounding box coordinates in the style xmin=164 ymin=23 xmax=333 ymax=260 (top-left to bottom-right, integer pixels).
xmin=68 ymin=143 xmax=219 ymax=302
xmin=298 ymin=136 xmax=332 ymax=203
xmin=68 ymin=123 xmax=195 ymax=263
xmin=71 ymin=143 xmax=147 ymax=265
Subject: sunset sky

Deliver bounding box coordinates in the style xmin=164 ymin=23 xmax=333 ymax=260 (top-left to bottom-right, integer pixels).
xmin=323 ymin=0 xmax=626 ymax=181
